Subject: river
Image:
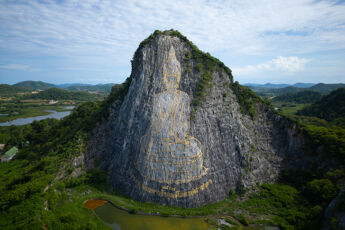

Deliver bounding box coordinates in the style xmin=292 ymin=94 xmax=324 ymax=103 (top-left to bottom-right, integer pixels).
xmin=0 ymin=107 xmax=73 ymax=126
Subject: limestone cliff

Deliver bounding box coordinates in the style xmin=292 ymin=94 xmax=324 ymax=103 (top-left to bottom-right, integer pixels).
xmin=85 ymin=30 xmax=304 ymax=207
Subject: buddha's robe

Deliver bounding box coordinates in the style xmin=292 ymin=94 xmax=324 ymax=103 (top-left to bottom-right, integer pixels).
xmin=138 ymin=89 xmax=206 ymax=183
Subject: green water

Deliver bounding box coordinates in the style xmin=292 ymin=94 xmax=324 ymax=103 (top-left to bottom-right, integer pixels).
xmin=94 ymin=202 xmax=279 ymax=230
xmin=94 ymin=202 xmax=211 ymax=230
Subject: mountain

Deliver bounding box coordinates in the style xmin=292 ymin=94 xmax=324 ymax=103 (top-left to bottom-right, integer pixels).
xmin=10 ymin=81 xmax=115 ymax=94
xmin=65 ymin=83 xmax=115 ymax=93
xmin=272 ymin=90 xmax=322 ymax=103
xmin=248 ymin=83 xmax=345 ymax=98
xmin=85 ymin=30 xmax=305 ymax=207
xmin=0 ymin=84 xmax=28 ymax=96
xmin=24 ymin=88 xmax=100 ymax=101
xmin=308 ymin=83 xmax=345 ymax=94
xmin=244 ymin=82 xmax=315 ymax=89
xmin=244 ymin=83 xmax=290 ymax=88
xmin=13 ymin=80 xmax=55 ymax=90
xmin=297 ymin=88 xmax=345 ymax=126
xmin=293 ymin=82 xmax=315 ymax=88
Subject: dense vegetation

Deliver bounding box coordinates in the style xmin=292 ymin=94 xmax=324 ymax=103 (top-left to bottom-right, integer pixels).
xmin=66 ymin=83 xmax=114 ymax=94
xmin=0 ymin=84 xmax=28 ymax=96
xmin=309 ymin=83 xmax=345 ymax=94
xmin=249 ymin=83 xmax=345 ymax=99
xmin=0 ymin=86 xmax=104 ymax=122
xmin=2 ymin=81 xmax=115 ymax=97
xmin=297 ymin=88 xmax=345 ymax=128
xmin=23 ymin=88 xmax=100 ymax=101
xmin=13 ymin=81 xmax=55 ymax=90
xmin=230 ymin=81 xmax=268 ymax=117
xmin=0 ymin=91 xmax=113 ymax=229
xmin=272 ymin=91 xmax=321 ymax=103
xmin=0 ymin=80 xmax=137 ymax=229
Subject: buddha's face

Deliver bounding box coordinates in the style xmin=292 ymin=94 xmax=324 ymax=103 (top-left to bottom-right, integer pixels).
xmin=163 ymin=46 xmax=181 ymax=90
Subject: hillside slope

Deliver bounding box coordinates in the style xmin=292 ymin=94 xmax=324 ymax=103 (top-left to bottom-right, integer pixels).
xmin=13 ymin=81 xmax=55 ymax=90
xmin=272 ymin=90 xmax=321 ymax=103
xmin=297 ymin=88 xmax=345 ymax=127
xmin=249 ymin=83 xmax=345 ymax=98
xmin=24 ymin=88 xmax=100 ymax=101
xmin=0 ymin=84 xmax=28 ymax=96
xmin=66 ymin=83 xmax=114 ymax=93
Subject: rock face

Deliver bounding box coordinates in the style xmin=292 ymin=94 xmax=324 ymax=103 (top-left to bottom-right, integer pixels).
xmin=85 ymin=31 xmax=304 ymax=207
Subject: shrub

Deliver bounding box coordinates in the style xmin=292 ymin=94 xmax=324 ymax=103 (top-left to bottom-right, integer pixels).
xmin=231 ymin=81 xmax=262 ymax=117
xmin=306 ymin=179 xmax=337 ymax=203
xmin=237 ymin=214 xmax=249 ymax=226
xmin=196 ymin=63 xmax=203 ymax=72
xmin=128 ymin=208 xmax=138 ymax=214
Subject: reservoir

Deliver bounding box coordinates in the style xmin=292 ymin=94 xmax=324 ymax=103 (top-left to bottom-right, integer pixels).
xmin=0 ymin=108 xmax=73 ymax=126
xmin=92 ymin=201 xmax=211 ymax=230
xmin=86 ymin=199 xmax=280 ymax=230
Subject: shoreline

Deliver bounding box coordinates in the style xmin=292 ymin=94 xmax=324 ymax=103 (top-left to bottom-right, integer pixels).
xmin=0 ymin=106 xmax=74 ymax=125
xmin=83 ymin=198 xmax=280 ymax=229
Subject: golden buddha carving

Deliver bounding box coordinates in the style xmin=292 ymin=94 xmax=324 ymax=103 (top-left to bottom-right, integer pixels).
xmin=136 ymin=45 xmax=208 ymax=184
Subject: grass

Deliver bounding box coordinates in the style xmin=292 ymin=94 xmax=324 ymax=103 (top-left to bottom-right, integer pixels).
xmin=42 ymin=185 xmax=111 ymax=230
xmin=40 ymin=182 xmax=317 ymax=230
xmin=271 ymin=101 xmax=310 ymax=116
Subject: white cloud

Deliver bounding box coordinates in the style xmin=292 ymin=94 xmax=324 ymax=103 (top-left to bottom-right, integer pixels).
xmin=0 ymin=0 xmax=344 ymax=83
xmin=233 ymin=56 xmax=310 ymax=76
xmin=0 ymin=0 xmax=344 ymax=56
xmin=0 ymin=64 xmax=29 ymax=70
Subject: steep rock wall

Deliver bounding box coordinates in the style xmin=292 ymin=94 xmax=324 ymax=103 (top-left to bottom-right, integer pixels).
xmin=85 ymin=32 xmax=304 ymax=207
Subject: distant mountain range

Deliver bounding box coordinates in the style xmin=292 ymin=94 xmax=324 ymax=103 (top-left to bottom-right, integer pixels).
xmin=23 ymin=87 xmax=100 ymax=101
xmin=4 ymin=81 xmax=116 ymax=94
xmin=246 ymin=83 xmax=345 ymax=97
xmin=13 ymin=81 xmax=55 ymax=90
xmin=244 ymin=83 xmax=315 ymax=88
xmin=3 ymin=81 xmax=344 ymax=98
xmin=63 ymin=83 xmax=114 ymax=93
xmin=0 ymin=84 xmax=28 ymax=96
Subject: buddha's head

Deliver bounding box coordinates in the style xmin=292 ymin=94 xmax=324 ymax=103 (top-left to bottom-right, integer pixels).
xmin=163 ymin=46 xmax=181 ymax=90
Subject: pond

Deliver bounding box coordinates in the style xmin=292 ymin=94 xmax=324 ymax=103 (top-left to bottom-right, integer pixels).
xmin=86 ymin=200 xmax=280 ymax=230
xmin=92 ymin=201 xmax=211 ymax=230
xmin=0 ymin=108 xmax=73 ymax=126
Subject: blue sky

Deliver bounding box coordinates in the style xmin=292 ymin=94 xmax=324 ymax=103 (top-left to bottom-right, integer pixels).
xmin=0 ymin=0 xmax=345 ymax=85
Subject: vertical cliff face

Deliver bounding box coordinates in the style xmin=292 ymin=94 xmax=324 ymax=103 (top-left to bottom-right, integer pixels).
xmin=85 ymin=30 xmax=304 ymax=207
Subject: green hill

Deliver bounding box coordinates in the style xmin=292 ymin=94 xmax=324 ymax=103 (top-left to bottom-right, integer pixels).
xmin=272 ymin=90 xmax=321 ymax=103
xmin=66 ymin=83 xmax=114 ymax=93
xmin=249 ymin=83 xmax=345 ymax=98
xmin=0 ymin=84 xmax=28 ymax=96
xmin=24 ymin=88 xmax=100 ymax=101
xmin=13 ymin=81 xmax=55 ymax=90
xmin=249 ymin=86 xmax=305 ymax=97
xmin=297 ymin=88 xmax=345 ymax=127
xmin=308 ymin=83 xmax=345 ymax=94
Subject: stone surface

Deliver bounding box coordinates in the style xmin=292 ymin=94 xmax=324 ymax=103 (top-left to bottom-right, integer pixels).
xmin=322 ymin=186 xmax=345 ymax=230
xmin=85 ymin=33 xmax=304 ymax=207
xmin=135 ymin=46 xmax=208 ymax=185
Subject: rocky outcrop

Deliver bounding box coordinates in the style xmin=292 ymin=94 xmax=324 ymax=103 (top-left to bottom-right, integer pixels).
xmin=322 ymin=186 xmax=345 ymax=230
xmin=85 ymin=30 xmax=304 ymax=207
